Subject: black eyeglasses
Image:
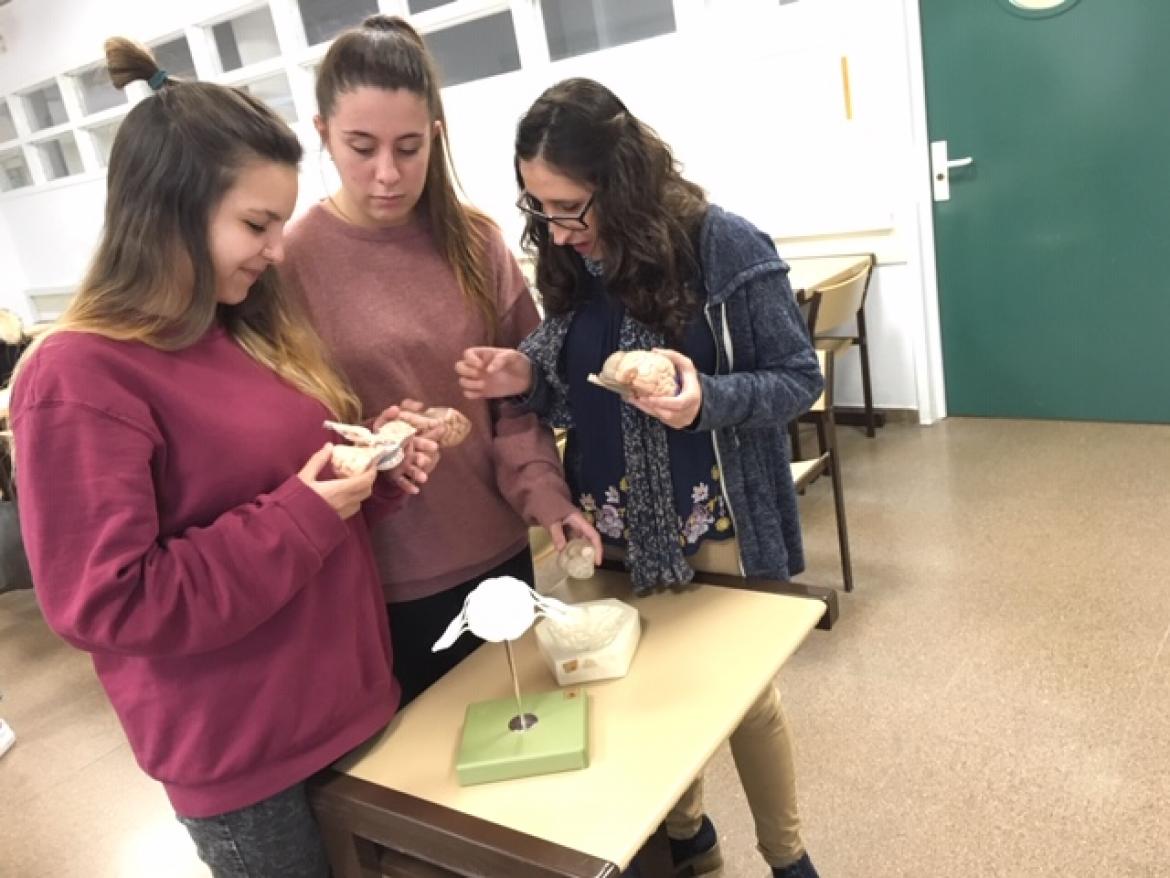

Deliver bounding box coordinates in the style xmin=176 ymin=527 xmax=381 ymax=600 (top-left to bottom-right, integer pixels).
xmin=515 ymin=192 xmax=595 ymax=231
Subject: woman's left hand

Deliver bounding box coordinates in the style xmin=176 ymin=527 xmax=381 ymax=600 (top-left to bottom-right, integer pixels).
xmin=385 ymin=435 xmax=441 ymax=495
xmin=628 ymin=348 xmax=703 ymax=429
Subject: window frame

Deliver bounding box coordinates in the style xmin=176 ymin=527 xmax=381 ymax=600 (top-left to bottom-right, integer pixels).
xmin=0 ymin=0 xmax=698 ymax=200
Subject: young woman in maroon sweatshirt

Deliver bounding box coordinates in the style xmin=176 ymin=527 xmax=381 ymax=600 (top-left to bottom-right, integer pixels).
xmin=282 ymin=15 xmax=601 ymax=705
xmin=9 ymin=38 xmax=436 ymax=878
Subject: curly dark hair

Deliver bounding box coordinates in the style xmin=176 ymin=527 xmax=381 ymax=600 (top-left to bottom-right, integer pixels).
xmin=514 ymin=79 xmax=709 ymax=342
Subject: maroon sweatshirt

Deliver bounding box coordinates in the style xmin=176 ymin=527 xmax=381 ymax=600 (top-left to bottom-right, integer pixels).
xmin=10 ymin=325 xmax=401 ymax=818
xmin=283 ymin=205 xmax=576 ymax=602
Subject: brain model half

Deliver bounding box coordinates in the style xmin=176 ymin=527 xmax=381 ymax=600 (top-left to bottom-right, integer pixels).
xmin=396 ymin=406 xmax=472 ymax=448
xmin=590 ymin=350 xmax=679 ymax=399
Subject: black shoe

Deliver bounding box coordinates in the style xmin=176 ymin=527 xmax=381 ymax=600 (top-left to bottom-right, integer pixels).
xmin=669 ymin=814 xmax=723 ymax=875
xmin=772 ymin=851 xmax=819 ymax=878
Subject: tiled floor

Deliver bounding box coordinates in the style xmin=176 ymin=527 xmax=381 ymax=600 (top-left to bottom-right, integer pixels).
xmin=3 ymin=418 xmax=1170 ymax=877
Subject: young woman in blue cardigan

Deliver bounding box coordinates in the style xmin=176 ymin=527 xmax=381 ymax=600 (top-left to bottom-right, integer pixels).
xmin=457 ymin=78 xmax=822 ymax=878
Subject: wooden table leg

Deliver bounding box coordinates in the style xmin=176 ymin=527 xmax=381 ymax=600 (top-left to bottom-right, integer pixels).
xmin=316 ymin=806 xmax=384 ymax=878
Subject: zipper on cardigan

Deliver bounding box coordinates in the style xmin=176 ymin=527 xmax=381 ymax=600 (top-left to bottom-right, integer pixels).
xmin=704 ymin=301 xmax=747 ymax=577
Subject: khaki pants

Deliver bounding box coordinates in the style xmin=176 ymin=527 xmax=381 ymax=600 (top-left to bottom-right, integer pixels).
xmin=607 ymin=538 xmax=806 ymax=868
xmin=664 ymin=683 xmax=805 ymax=868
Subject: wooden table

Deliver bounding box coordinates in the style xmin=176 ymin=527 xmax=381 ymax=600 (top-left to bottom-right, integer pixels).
xmin=309 ymin=569 xmax=826 ymax=877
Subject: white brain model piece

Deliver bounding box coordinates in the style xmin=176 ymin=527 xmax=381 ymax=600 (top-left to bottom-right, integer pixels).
xmin=541 ymin=601 xmax=628 ymax=652
xmin=322 ymin=419 xmax=419 ymax=475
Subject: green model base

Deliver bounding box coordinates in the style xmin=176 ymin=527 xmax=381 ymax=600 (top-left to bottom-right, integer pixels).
xmin=455 ymin=688 xmax=589 ymax=786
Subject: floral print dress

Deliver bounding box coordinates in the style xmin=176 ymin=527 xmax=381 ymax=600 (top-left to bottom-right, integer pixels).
xmin=561 ymin=273 xmax=735 ymax=555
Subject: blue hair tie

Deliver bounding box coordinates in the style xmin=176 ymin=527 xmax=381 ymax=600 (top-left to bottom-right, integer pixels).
xmin=148 ymin=69 xmax=169 ymax=92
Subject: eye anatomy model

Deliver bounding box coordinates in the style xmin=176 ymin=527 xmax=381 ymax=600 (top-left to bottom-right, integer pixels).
xmin=432 ymin=576 xmax=581 ymax=651
xmin=588 ymin=349 xmax=680 ymax=399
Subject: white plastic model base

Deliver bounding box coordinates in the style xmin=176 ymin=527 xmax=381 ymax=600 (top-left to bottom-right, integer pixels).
xmin=0 ymin=719 xmax=15 ymax=758
xmin=534 ymin=598 xmax=640 ymax=686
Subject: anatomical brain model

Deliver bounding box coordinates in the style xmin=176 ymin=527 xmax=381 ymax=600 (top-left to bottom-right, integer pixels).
xmin=397 ymin=406 xmax=472 ymax=448
xmin=325 ymin=406 xmax=471 ymax=477
xmin=588 ymin=350 xmax=679 ymax=399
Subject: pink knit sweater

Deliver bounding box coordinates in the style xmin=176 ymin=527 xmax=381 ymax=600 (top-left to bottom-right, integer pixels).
xmin=283 ymin=204 xmax=575 ymax=602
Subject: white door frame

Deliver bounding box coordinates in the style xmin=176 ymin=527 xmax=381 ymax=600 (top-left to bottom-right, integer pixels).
xmin=900 ymin=0 xmax=948 ymax=425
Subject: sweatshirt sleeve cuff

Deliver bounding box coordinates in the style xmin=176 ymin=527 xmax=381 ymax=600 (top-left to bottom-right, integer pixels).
xmin=692 ymin=374 xmax=718 ymax=432
xmin=269 ymin=476 xmax=350 ymax=560
xmin=524 ymin=488 xmax=578 ymax=529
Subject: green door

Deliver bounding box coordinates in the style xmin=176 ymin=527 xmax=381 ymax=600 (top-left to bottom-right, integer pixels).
xmin=921 ymin=0 xmax=1170 ymax=422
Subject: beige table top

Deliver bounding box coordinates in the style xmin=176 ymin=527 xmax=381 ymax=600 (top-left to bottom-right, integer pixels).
xmin=335 ymin=569 xmax=825 ymax=869
xmin=786 ymin=254 xmax=871 ymax=294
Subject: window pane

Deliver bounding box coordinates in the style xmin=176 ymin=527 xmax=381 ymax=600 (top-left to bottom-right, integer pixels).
xmin=35 ymin=134 xmax=84 ymax=180
xmin=0 ymin=149 xmax=33 ymax=192
xmin=23 ymin=83 xmax=69 ymax=132
xmin=424 ymin=12 xmax=521 ymax=88
xmin=74 ymin=66 xmax=126 ymax=116
xmin=408 ymin=0 xmax=456 ymax=12
xmin=153 ymin=36 xmax=198 ymax=81
xmin=298 ymin=0 xmax=378 ymax=45
xmin=240 ymin=72 xmax=297 ymax=124
xmin=88 ymin=118 xmax=124 ymax=168
xmin=541 ymin=0 xmax=676 ymax=61
xmin=0 ymin=102 xmax=16 ymax=142
xmin=212 ymin=7 xmax=281 ymax=73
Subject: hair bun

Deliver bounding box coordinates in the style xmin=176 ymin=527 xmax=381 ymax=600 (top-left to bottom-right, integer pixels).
xmin=104 ymin=36 xmax=162 ymax=92
xmin=361 ymin=14 xmax=400 ymax=32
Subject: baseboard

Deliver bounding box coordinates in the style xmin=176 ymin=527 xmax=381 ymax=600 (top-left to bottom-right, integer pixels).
xmin=833 ymin=405 xmax=918 ymax=427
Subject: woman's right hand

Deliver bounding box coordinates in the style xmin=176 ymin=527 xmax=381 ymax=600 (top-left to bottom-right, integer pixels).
xmin=456 ymin=347 xmax=534 ymax=400
xmin=298 ymin=444 xmax=377 ymax=520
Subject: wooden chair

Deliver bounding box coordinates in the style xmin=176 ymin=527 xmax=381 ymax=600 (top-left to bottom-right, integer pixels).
xmin=810 ymin=254 xmax=877 ymax=438
xmin=790 ymin=350 xmax=853 ymax=592
xmin=789 ymin=291 xmax=822 ymax=461
xmin=797 ymin=289 xmax=821 ymax=339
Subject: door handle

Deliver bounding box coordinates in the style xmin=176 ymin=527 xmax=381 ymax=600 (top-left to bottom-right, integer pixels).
xmin=930 ymin=140 xmax=975 ymax=201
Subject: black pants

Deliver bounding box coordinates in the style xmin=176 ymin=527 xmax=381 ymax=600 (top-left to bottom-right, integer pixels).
xmin=388 ymin=547 xmax=535 ymax=708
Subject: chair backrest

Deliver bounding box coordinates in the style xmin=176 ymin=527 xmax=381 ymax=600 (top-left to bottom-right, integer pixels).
xmin=0 ymin=310 xmax=24 ymax=347
xmin=797 ymin=290 xmax=822 ymax=338
xmin=687 ymin=535 xmax=745 ymax=578
xmin=809 ymin=349 xmax=831 ymax=413
xmin=810 ymin=256 xmax=874 ymax=333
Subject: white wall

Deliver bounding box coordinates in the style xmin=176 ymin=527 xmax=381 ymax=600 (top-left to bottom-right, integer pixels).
xmin=0 ymin=0 xmax=939 ymax=416
xmin=0 ymin=209 xmax=30 ymax=322
xmin=0 ymin=0 xmax=266 ymax=316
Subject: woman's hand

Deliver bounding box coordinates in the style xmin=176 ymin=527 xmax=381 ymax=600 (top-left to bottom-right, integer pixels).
xmin=385 ymin=435 xmax=441 ymax=495
xmin=546 ymin=510 xmax=604 ymax=560
xmin=628 ymin=348 xmax=703 ymax=430
xmin=455 ymin=347 xmax=534 ymax=399
xmin=298 ymin=444 xmax=377 ymax=519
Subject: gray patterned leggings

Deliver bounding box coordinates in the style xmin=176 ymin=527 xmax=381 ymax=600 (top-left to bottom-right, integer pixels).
xmin=178 ymin=782 xmax=330 ymax=878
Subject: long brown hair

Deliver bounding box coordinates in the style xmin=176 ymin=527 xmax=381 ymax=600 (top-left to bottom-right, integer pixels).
xmin=316 ymin=14 xmax=498 ymax=339
xmin=12 ymin=37 xmax=359 ymax=420
xmin=515 ymin=78 xmax=709 ymax=342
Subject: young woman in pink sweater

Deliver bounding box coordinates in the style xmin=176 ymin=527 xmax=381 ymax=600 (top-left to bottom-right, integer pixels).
xmin=10 ymin=37 xmax=436 ymax=878
xmin=283 ymin=15 xmax=601 ymax=705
